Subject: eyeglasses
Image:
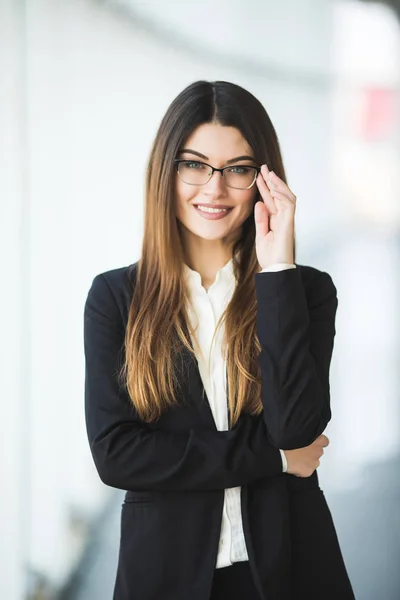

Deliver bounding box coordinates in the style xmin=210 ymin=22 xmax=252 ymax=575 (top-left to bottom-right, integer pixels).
xmin=174 ymin=159 xmax=261 ymax=190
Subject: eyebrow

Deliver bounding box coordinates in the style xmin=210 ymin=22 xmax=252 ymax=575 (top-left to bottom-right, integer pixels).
xmin=178 ymin=149 xmax=256 ymax=164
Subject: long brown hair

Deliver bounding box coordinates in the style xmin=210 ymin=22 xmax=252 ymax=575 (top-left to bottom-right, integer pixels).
xmin=121 ymin=80 xmax=296 ymax=427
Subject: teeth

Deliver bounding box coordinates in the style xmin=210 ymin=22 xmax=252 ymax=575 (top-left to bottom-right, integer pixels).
xmin=196 ymin=206 xmax=229 ymax=214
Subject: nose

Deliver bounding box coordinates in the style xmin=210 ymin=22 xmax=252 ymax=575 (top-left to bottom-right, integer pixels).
xmin=203 ymin=169 xmax=226 ymax=196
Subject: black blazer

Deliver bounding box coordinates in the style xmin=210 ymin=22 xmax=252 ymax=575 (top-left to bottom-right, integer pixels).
xmin=84 ymin=262 xmax=355 ymax=600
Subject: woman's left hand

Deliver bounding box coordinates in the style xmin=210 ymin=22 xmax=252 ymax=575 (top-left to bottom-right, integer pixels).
xmin=254 ymin=164 xmax=296 ymax=270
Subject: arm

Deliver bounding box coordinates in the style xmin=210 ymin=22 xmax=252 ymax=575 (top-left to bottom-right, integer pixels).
xmin=255 ymin=267 xmax=338 ymax=450
xmin=260 ymin=262 xmax=296 ymax=469
xmin=84 ymin=273 xmax=284 ymax=493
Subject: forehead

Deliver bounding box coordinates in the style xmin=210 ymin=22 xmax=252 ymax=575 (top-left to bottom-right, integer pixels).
xmin=183 ymin=123 xmax=253 ymax=161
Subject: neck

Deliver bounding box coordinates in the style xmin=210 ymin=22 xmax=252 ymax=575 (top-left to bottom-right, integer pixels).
xmin=181 ymin=236 xmax=235 ymax=286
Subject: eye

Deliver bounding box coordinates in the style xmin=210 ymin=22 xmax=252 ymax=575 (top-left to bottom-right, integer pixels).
xmin=226 ymin=166 xmax=252 ymax=175
xmin=182 ymin=161 xmax=207 ymax=170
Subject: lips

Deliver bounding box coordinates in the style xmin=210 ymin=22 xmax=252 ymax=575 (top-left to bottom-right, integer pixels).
xmin=193 ymin=205 xmax=233 ymax=220
xmin=194 ymin=204 xmax=232 ymax=209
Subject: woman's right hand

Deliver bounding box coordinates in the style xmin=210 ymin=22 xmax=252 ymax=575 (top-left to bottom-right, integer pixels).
xmin=283 ymin=434 xmax=330 ymax=478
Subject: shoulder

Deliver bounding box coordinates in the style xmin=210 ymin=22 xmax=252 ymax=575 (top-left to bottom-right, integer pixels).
xmin=85 ymin=261 xmax=139 ymax=326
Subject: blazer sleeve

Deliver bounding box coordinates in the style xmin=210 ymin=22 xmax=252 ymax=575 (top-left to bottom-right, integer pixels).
xmin=255 ymin=267 xmax=338 ymax=450
xmin=84 ymin=273 xmax=283 ymax=493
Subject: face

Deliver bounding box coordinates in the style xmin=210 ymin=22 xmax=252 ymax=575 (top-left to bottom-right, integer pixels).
xmin=175 ymin=123 xmax=258 ymax=246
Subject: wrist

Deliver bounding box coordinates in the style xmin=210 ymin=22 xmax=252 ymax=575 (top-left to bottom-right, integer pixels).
xmin=259 ymin=258 xmax=295 ymax=270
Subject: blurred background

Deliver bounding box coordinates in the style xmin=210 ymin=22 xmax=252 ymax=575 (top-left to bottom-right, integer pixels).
xmin=1 ymin=0 xmax=399 ymax=598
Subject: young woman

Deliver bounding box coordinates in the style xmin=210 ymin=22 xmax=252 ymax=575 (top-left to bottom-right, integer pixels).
xmin=84 ymin=80 xmax=355 ymax=600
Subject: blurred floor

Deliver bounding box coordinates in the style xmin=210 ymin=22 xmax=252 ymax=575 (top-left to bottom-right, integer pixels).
xmin=328 ymin=455 xmax=400 ymax=600
xmin=60 ymin=491 xmax=123 ymax=600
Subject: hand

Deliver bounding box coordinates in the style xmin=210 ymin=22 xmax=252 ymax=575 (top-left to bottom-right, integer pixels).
xmin=283 ymin=434 xmax=329 ymax=478
xmin=254 ymin=164 xmax=296 ymax=269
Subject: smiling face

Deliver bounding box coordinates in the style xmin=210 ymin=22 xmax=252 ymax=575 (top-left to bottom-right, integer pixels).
xmin=175 ymin=123 xmax=258 ymax=249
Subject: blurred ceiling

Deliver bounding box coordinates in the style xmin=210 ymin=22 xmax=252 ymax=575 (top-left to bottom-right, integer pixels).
xmin=103 ymin=0 xmax=400 ymax=22
xmin=100 ymin=0 xmax=336 ymax=89
xmin=361 ymin=0 xmax=400 ymax=17
xmin=100 ymin=0 xmax=399 ymax=88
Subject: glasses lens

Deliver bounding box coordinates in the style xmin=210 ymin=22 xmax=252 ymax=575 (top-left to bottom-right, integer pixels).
xmin=177 ymin=161 xmax=211 ymax=185
xmin=224 ymin=166 xmax=257 ymax=189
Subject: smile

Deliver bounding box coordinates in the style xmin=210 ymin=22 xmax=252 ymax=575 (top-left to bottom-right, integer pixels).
xmin=194 ymin=205 xmax=233 ymax=220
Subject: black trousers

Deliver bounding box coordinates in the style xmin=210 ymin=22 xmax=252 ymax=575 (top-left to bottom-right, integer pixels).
xmin=209 ymin=561 xmax=262 ymax=600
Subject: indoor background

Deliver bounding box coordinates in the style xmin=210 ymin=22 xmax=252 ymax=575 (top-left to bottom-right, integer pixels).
xmin=1 ymin=0 xmax=399 ymax=598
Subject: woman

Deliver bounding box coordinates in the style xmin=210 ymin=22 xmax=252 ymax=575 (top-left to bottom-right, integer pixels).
xmin=84 ymin=80 xmax=355 ymax=600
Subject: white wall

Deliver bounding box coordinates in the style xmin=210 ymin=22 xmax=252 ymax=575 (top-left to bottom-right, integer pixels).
xmin=0 ymin=2 xmax=28 ymax=599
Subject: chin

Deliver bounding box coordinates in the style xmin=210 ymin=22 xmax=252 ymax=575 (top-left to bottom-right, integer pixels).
xmin=191 ymin=223 xmax=231 ymax=238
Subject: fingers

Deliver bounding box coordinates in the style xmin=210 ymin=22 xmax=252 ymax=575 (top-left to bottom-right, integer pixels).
xmin=320 ymin=434 xmax=330 ymax=447
xmin=256 ymin=166 xmax=276 ymax=215
xmin=254 ymin=200 xmax=270 ymax=238
xmin=267 ymin=190 xmax=297 ymax=214
xmin=257 ymin=165 xmax=296 ymax=220
xmin=313 ymin=434 xmax=329 ymax=447
xmin=267 ymin=171 xmax=296 ymax=204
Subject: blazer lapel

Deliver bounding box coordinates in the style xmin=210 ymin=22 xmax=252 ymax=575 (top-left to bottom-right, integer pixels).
xmin=178 ymin=337 xmax=218 ymax=432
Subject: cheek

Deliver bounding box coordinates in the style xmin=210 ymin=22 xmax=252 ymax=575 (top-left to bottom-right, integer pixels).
xmin=175 ymin=179 xmax=193 ymax=210
xmin=236 ymin=189 xmax=258 ymax=216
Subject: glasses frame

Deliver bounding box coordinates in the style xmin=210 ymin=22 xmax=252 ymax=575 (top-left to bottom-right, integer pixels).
xmin=174 ymin=159 xmax=261 ymax=190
